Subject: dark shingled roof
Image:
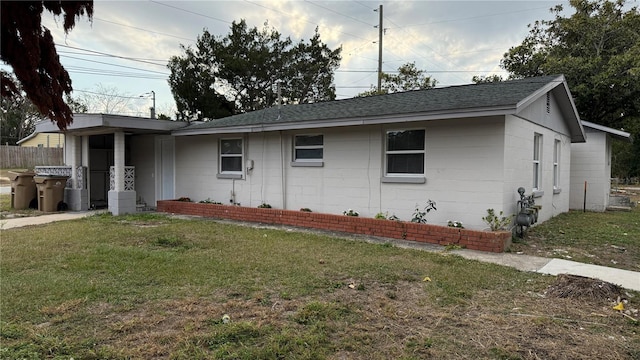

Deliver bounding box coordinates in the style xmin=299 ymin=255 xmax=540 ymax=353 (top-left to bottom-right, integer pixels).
xmin=183 ymin=75 xmax=563 ymax=131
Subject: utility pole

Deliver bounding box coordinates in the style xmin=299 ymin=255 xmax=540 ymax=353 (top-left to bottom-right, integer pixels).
xmin=150 ymin=90 xmax=156 ymax=119
xmin=375 ymin=4 xmax=383 ymax=92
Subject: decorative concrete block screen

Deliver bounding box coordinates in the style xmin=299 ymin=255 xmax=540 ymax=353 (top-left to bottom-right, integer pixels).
xmin=157 ymin=200 xmax=512 ymax=253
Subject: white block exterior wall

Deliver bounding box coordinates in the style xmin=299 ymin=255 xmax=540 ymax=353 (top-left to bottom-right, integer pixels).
xmin=130 ymin=135 xmax=157 ymax=207
xmin=570 ymin=128 xmax=610 ymax=211
xmin=503 ymin=92 xmax=573 ymax=224
xmin=173 ymin=90 xmax=575 ymax=230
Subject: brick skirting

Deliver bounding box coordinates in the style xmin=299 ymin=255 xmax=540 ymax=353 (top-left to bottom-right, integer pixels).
xmin=157 ymin=200 xmax=512 ymax=253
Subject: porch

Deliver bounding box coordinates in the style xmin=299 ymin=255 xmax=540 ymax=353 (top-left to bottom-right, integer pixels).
xmin=32 ymin=114 xmax=188 ymax=215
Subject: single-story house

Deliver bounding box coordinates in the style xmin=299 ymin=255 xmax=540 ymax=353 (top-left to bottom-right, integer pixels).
xmin=17 ymin=132 xmax=64 ymax=148
xmin=570 ymin=121 xmax=632 ymax=211
xmin=33 ymin=75 xmax=590 ymax=232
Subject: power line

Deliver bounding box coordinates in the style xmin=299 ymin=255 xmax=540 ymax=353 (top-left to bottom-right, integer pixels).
xmin=65 ymin=67 xmax=167 ymax=80
xmin=396 ymin=6 xmax=552 ymax=29
xmin=94 ymin=17 xmax=195 ymax=42
xmin=243 ymin=0 xmax=370 ymax=41
xmin=72 ymin=89 xmax=143 ymax=99
xmin=59 ymin=54 xmax=170 ymax=76
xmin=57 ymin=44 xmax=168 ymax=67
xmin=304 ymin=0 xmax=373 ymax=26
xmin=149 ymin=0 xmax=232 ymax=25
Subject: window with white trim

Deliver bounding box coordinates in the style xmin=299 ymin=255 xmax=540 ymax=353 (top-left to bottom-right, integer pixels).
xmin=533 ymin=133 xmax=542 ymax=190
xmin=220 ymin=138 xmax=243 ymax=174
xmin=385 ymin=129 xmax=425 ymax=175
xmin=293 ymin=134 xmax=323 ymax=162
xmin=553 ymin=139 xmax=560 ymax=190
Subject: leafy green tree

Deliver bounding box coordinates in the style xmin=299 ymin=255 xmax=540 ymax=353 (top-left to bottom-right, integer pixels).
xmin=65 ymin=94 xmax=88 ymax=113
xmin=1 ymin=73 xmax=39 ymax=145
xmin=168 ymin=20 xmax=341 ymax=121
xmin=501 ymin=0 xmax=639 ymax=129
xmin=357 ymin=62 xmax=437 ymax=97
xmin=471 ymin=74 xmax=504 ymax=84
xmin=501 ymin=0 xmax=640 ymax=177
xmin=1 ymin=1 xmax=93 ymax=130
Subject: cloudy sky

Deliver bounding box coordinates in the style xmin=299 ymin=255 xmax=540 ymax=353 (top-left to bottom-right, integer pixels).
xmin=27 ymin=0 xmax=572 ymax=117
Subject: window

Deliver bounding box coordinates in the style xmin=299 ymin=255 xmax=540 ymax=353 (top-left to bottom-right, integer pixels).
xmin=293 ymin=135 xmax=323 ymax=163
xmin=533 ymin=133 xmax=542 ymax=190
xmin=385 ymin=129 xmax=425 ymax=176
xmin=220 ymin=138 xmax=243 ymax=174
xmin=553 ymin=139 xmax=560 ymax=190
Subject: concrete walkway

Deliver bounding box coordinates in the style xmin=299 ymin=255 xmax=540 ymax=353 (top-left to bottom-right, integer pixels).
xmin=0 ymin=211 xmax=99 ymax=230
xmin=2 ymin=211 xmax=639 ymax=292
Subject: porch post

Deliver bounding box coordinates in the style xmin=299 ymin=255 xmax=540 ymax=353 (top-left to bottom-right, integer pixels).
xmin=64 ymin=135 xmax=89 ymax=211
xmin=108 ymin=131 xmax=136 ymax=215
xmin=114 ymin=131 xmax=125 ymax=192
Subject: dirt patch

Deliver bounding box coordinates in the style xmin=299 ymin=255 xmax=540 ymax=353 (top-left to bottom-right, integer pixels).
xmin=76 ymin=280 xmax=639 ymax=359
xmin=546 ymin=274 xmax=624 ymax=301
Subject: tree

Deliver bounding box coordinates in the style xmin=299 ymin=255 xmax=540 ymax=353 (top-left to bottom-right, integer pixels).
xmin=501 ymin=0 xmax=640 ymax=177
xmin=168 ymin=20 xmax=341 ymax=121
xmin=471 ymin=74 xmax=504 ymax=84
xmin=501 ymin=0 xmax=639 ymax=129
xmin=0 ymin=1 xmax=93 ymax=130
xmin=357 ymin=62 xmax=437 ymax=97
xmin=65 ymin=94 xmax=88 ymax=113
xmin=1 ymin=72 xmax=39 ymax=145
xmin=77 ymin=84 xmax=133 ymax=114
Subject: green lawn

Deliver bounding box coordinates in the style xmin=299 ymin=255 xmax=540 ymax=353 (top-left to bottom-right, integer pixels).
xmin=512 ymin=206 xmax=640 ymax=271
xmin=1 ymin=213 xmax=638 ymax=359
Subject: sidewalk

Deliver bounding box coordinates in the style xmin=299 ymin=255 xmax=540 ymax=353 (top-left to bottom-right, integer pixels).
xmin=0 ymin=211 xmax=99 ymax=230
xmin=2 ymin=211 xmax=639 ymax=292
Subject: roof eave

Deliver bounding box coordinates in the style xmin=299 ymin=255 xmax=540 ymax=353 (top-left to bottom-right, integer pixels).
xmin=34 ymin=113 xmax=189 ymax=136
xmin=582 ymin=120 xmax=633 ymax=142
xmin=172 ymin=106 xmax=516 ymax=136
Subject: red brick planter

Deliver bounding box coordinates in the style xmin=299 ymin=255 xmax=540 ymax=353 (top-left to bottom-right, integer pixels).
xmin=157 ymin=200 xmax=512 ymax=253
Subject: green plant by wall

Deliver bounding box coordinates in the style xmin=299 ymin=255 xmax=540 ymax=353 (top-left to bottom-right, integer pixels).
xmin=343 ymin=209 xmax=359 ymax=217
xmin=199 ymin=198 xmax=222 ymax=204
xmin=411 ymin=200 xmax=437 ymax=224
xmin=375 ymin=211 xmax=399 ymax=220
xmin=447 ymin=220 xmax=464 ymax=229
xmin=258 ymin=203 xmax=272 ymax=208
xmin=482 ymin=209 xmax=513 ymax=231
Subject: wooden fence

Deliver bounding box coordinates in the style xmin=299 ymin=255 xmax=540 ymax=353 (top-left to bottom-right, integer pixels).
xmin=0 ymin=145 xmax=63 ymax=169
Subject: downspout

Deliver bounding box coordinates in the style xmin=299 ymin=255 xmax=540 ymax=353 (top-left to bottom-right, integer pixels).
xmin=280 ymin=131 xmax=286 ymax=209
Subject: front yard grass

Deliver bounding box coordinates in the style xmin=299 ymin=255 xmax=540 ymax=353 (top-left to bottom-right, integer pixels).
xmin=511 ymin=204 xmax=640 ymax=272
xmin=1 ymin=213 xmax=638 ymax=359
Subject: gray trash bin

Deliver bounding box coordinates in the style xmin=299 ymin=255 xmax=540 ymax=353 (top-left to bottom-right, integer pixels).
xmin=9 ymin=171 xmax=37 ymax=210
xmin=34 ymin=175 xmax=69 ymax=212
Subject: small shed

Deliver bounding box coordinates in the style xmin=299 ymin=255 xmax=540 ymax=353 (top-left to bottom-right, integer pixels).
xmin=569 ymin=121 xmax=632 ymax=211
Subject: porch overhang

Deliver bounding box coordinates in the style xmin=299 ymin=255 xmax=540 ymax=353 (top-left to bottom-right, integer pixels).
xmin=34 ymin=113 xmax=188 ymax=136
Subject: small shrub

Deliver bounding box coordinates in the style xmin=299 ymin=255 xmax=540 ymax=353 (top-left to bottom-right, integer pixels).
xmin=343 ymin=209 xmax=359 ymax=217
xmin=300 ymin=208 xmax=312 ymax=212
xmin=447 ymin=220 xmax=464 ymax=229
xmin=258 ymin=203 xmax=272 ymax=208
xmin=176 ymin=197 xmax=191 ymax=202
xmin=375 ymin=211 xmax=400 ymax=220
xmin=482 ymin=209 xmax=513 ymax=231
xmin=411 ymin=200 xmax=437 ymax=224
xmin=199 ymin=198 xmax=222 ymax=204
